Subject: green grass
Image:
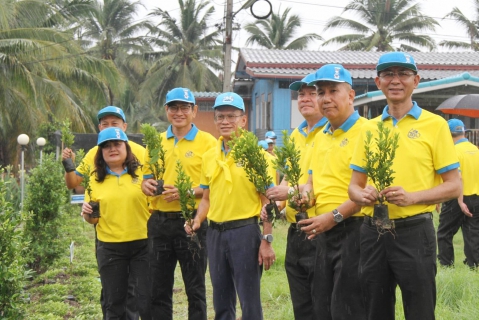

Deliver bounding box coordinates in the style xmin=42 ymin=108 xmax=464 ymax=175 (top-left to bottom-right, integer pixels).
xmin=21 ymin=208 xmax=479 ymax=319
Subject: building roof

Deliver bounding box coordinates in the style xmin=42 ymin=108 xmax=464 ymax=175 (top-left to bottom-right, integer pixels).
xmin=354 ymin=72 xmax=479 ymax=106
xmin=237 ymin=48 xmax=479 ymax=81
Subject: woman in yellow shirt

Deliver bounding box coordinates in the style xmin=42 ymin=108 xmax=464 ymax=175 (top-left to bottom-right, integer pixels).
xmin=82 ymin=127 xmax=151 ymax=319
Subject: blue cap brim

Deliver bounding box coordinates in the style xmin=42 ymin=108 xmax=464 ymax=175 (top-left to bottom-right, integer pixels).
xmin=289 ymin=81 xmax=307 ymax=91
xmin=97 ymin=111 xmax=126 ymax=122
xmin=307 ymin=79 xmax=352 ymax=86
xmin=377 ymin=62 xmax=417 ymax=72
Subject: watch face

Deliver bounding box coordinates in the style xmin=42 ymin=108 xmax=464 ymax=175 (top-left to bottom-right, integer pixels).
xmin=333 ymin=212 xmax=343 ymax=223
xmin=264 ymin=234 xmax=273 ymax=242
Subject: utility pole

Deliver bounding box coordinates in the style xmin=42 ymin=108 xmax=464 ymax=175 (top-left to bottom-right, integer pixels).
xmin=223 ymin=0 xmax=233 ymax=92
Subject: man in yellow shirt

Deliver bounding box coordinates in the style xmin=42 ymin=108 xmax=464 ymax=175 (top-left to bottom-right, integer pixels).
xmin=298 ymin=64 xmax=367 ymax=320
xmin=264 ymin=72 xmax=327 ymax=320
xmin=141 ymin=87 xmax=216 ymax=320
xmin=188 ymin=92 xmax=275 ymax=320
xmin=438 ymin=119 xmax=479 ymax=268
xmin=349 ymin=52 xmax=461 ymax=320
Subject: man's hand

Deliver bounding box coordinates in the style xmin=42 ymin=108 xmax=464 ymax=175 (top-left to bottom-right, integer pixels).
xmin=265 ymin=185 xmax=290 ymax=201
xmin=62 ymin=148 xmax=75 ymax=161
xmin=258 ymin=241 xmax=275 ymax=271
xmin=141 ymin=179 xmax=158 ymax=196
xmin=459 ymin=201 xmax=473 ymax=217
xmin=298 ymin=213 xmax=336 ymax=240
xmin=162 ymin=184 xmax=180 ymax=203
xmin=381 ymin=186 xmax=415 ymax=207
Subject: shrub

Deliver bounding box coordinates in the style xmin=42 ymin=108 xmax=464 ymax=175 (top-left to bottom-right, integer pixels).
xmin=23 ymin=154 xmax=66 ymax=270
xmin=0 ymin=168 xmax=30 ymax=318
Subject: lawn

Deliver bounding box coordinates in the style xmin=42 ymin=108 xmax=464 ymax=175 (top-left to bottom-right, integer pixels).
xmin=21 ymin=206 xmax=479 ymax=319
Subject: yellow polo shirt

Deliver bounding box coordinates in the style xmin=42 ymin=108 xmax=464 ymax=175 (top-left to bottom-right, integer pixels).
xmin=143 ymin=124 xmax=216 ymax=211
xmin=309 ymin=111 xmax=367 ymax=216
xmin=76 ymin=140 xmax=145 ymax=177
xmin=455 ymin=138 xmax=479 ymax=196
xmin=285 ymin=117 xmax=328 ymax=222
xmin=350 ymin=102 xmax=459 ymax=219
xmin=85 ymin=167 xmax=149 ymax=242
xmin=200 ymin=136 xmax=276 ymax=222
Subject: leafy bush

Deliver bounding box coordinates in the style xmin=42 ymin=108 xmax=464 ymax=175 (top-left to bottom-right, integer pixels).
xmin=0 ymin=168 xmax=30 ymax=318
xmin=23 ymin=153 xmax=67 ymax=270
xmin=1 ymin=165 xmax=21 ymax=212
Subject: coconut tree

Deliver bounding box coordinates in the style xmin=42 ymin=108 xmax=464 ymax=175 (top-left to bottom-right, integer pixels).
xmin=0 ymin=0 xmax=120 ymax=166
xmin=439 ymin=1 xmax=479 ymax=51
xmin=244 ymin=7 xmax=322 ymax=49
xmin=140 ymin=0 xmax=223 ymax=106
xmin=323 ymin=0 xmax=438 ymax=51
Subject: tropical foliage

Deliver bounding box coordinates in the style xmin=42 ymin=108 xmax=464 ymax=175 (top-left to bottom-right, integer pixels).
xmin=439 ymin=0 xmax=479 ymax=51
xmin=323 ymin=0 xmax=438 ymax=51
xmin=140 ymin=0 xmax=223 ymax=106
xmin=244 ymin=7 xmax=322 ymax=49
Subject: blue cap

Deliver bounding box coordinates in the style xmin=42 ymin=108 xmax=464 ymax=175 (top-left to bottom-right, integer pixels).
xmin=258 ymin=140 xmax=268 ymax=150
xmin=307 ymin=64 xmax=352 ymax=86
xmin=97 ymin=127 xmax=128 ymax=145
xmin=165 ymin=87 xmax=195 ymax=105
xmin=376 ymin=52 xmax=417 ymax=72
xmin=289 ymin=73 xmax=317 ymax=91
xmin=265 ymin=131 xmax=277 ymax=139
xmin=448 ymin=119 xmax=465 ymax=133
xmin=213 ymin=92 xmax=245 ymax=111
xmin=97 ymin=106 xmax=126 ymax=122
xmin=265 ymin=138 xmax=274 ymax=144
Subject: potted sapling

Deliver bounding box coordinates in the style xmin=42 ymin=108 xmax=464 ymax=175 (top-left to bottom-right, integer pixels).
xmin=273 ymin=130 xmax=313 ymax=230
xmin=141 ymin=123 xmax=166 ymax=196
xmin=82 ymin=164 xmax=100 ymax=218
xmin=363 ymin=121 xmax=399 ymax=233
xmin=175 ymin=160 xmax=201 ymax=251
xmin=61 ymin=120 xmax=76 ymax=173
xmin=228 ymin=129 xmax=279 ymax=223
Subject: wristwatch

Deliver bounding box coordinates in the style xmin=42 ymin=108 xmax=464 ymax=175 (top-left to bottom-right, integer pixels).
xmin=332 ymin=209 xmax=344 ymax=223
xmin=262 ymin=234 xmax=274 ymax=243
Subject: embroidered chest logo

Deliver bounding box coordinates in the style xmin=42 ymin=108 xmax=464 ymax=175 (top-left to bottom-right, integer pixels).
xmin=407 ymin=128 xmax=420 ymax=139
xmin=131 ymin=177 xmax=139 ymax=184
xmin=339 ymin=138 xmax=349 ymax=147
xmin=185 ymin=150 xmax=194 ymax=158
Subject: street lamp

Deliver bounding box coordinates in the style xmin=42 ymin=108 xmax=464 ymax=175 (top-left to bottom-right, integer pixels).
xmin=17 ymin=134 xmax=29 ymax=209
xmin=36 ymin=137 xmax=46 ymax=164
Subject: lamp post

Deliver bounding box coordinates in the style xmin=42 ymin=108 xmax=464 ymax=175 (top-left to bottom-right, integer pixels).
xmin=17 ymin=134 xmax=30 ymax=209
xmin=36 ymin=137 xmax=46 ymax=164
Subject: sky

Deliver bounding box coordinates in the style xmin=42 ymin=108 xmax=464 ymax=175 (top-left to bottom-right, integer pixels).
xmin=137 ymin=0 xmax=477 ymax=65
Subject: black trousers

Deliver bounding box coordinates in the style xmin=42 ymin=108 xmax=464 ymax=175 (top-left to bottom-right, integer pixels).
xmin=284 ymin=224 xmax=316 ymax=320
xmin=437 ymin=195 xmax=479 ymax=268
xmin=312 ymin=218 xmax=366 ymax=320
xmin=148 ymin=213 xmax=207 ymax=320
xmin=96 ymin=239 xmax=151 ymax=320
xmin=359 ymin=217 xmax=436 ymax=320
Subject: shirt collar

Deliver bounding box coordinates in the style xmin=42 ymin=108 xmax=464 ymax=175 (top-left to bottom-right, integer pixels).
xmin=167 ymin=124 xmax=198 ymax=141
xmin=298 ymin=117 xmax=328 ymax=137
xmin=381 ymin=101 xmax=422 ymax=122
xmin=323 ymin=111 xmax=360 ymax=134
xmin=455 ymin=138 xmax=468 ymax=145
xmin=106 ymin=166 xmax=128 ymax=177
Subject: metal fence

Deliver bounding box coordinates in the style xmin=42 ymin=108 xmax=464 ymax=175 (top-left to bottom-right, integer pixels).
xmin=465 ymin=130 xmax=479 ymax=147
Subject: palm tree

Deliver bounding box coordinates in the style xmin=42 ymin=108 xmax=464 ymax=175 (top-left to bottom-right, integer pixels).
xmin=140 ymin=0 xmax=223 ymax=106
xmin=0 ymin=0 xmax=120 ymax=166
xmin=439 ymin=1 xmax=479 ymax=51
xmin=323 ymin=0 xmax=438 ymax=51
xmin=244 ymin=7 xmax=322 ymax=49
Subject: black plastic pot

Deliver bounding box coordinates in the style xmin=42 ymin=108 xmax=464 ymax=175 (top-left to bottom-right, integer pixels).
xmin=89 ymin=201 xmax=100 ymax=218
xmin=154 ymin=179 xmax=165 ymax=196
xmin=373 ymin=204 xmax=393 ymax=229
xmin=295 ymin=211 xmax=308 ymax=230
xmin=62 ymin=158 xmax=76 ymax=172
xmin=265 ymin=201 xmax=281 ymax=222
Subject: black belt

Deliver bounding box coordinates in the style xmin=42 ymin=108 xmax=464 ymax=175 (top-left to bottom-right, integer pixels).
xmin=209 ymin=217 xmax=258 ymax=232
xmin=364 ymin=212 xmax=432 ymax=228
xmin=152 ymin=210 xmax=184 ymax=219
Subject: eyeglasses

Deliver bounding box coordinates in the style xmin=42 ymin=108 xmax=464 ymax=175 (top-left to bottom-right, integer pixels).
xmin=214 ymin=114 xmax=243 ymax=122
xmin=101 ymin=141 xmax=124 ymax=150
xmin=379 ymin=71 xmax=416 ymax=81
xmin=167 ymin=104 xmax=192 ymax=114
